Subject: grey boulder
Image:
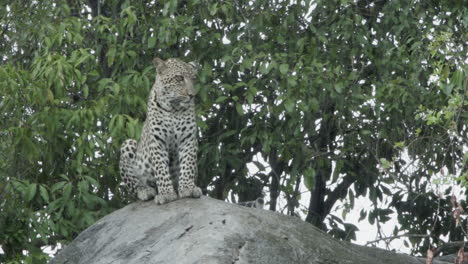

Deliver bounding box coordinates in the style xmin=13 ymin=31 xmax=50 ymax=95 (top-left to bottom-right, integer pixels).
xmin=50 ymin=196 xmax=446 ymax=264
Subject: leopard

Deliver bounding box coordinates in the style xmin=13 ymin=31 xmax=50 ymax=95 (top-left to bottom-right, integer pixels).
xmin=119 ymin=57 xmax=202 ymax=205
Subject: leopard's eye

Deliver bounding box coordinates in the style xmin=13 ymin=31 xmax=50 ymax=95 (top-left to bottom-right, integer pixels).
xmin=172 ymin=75 xmax=184 ymax=83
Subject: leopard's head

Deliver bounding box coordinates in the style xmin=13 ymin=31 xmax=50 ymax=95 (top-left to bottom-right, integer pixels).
xmin=152 ymin=57 xmax=199 ymax=111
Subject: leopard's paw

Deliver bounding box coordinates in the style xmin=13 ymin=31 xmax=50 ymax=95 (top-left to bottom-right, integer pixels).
xmin=179 ymin=186 xmax=202 ymax=199
xmin=191 ymin=186 xmax=202 ymax=198
xmin=154 ymin=191 xmax=178 ymax=205
xmin=136 ymin=187 xmax=156 ymax=201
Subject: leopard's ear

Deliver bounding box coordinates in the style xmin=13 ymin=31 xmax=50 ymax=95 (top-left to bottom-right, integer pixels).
xmin=188 ymin=61 xmax=201 ymax=71
xmin=153 ymin=58 xmax=167 ymax=72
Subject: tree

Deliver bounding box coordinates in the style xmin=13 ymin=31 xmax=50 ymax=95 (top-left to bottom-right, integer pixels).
xmin=0 ymin=0 xmax=466 ymax=262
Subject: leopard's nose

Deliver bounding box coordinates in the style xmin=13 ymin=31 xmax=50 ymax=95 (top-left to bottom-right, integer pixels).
xmin=184 ymin=79 xmax=196 ymax=96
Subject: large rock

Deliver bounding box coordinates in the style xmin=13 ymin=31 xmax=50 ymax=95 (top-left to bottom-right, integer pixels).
xmin=50 ymin=196 xmax=447 ymax=264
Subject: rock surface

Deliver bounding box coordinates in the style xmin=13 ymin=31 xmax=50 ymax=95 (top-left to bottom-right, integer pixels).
xmin=50 ymin=196 xmax=448 ymax=264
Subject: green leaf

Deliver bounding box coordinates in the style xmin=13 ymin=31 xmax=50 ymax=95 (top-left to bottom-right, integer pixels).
xmin=148 ymin=36 xmax=156 ymax=49
xmin=107 ymin=46 xmax=116 ymax=66
xmin=303 ymin=168 xmax=316 ymax=190
xmin=287 ymin=77 xmax=297 ymax=87
xmin=332 ymin=160 xmax=343 ymax=182
xmin=349 ymin=190 xmax=355 ymax=208
xmin=426 ymin=115 xmax=438 ymax=125
xmin=279 ymin=64 xmax=289 ymax=75
xmin=334 ymin=82 xmax=344 ymax=93
xmin=83 ymin=84 xmax=89 ymax=98
xmin=284 ymin=99 xmax=295 ymax=112
xmin=361 ymin=130 xmax=371 ymax=136
xmin=74 ymin=53 xmax=90 ymax=67
xmin=246 ymin=93 xmax=254 ymax=104
xmin=219 ymin=130 xmax=237 ymax=140
xmin=450 ymin=70 xmax=463 ymax=87
xmin=111 ymin=83 xmax=120 ymax=95
xmin=52 ymin=181 xmax=67 ymax=193
xmin=260 ymin=63 xmax=272 ymax=75
xmin=296 ymin=38 xmax=306 ymax=51
xmin=83 ymin=212 xmax=95 ymax=226
xmin=379 ymin=158 xmax=391 ymax=169
xmin=209 ymin=3 xmax=218 ymax=16
xmin=78 ymin=180 xmax=89 ymax=193
xmin=63 ymin=183 xmax=72 ymax=200
xmin=215 ymin=96 xmax=228 ymax=103
xmin=236 ymin=103 xmax=244 ymax=115
xmin=162 ymin=2 xmax=170 ymax=15
xmin=394 ymin=141 xmax=405 ymax=148
xmin=358 ymin=209 xmax=367 ymax=221
xmin=310 ymin=98 xmax=319 ymax=112
xmin=84 ymin=176 xmax=100 ymax=188
xmin=26 ymin=183 xmax=37 ymax=202
xmin=59 ymin=174 xmax=70 ymax=181
xmin=127 ymin=50 xmax=137 ymax=58
xmin=39 ymin=185 xmax=49 ymax=203
xmin=65 ymin=200 xmax=76 ymax=218
xmin=47 ymin=89 xmax=54 ymax=103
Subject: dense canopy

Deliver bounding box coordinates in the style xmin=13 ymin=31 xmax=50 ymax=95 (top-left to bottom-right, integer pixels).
xmin=0 ymin=0 xmax=466 ymax=262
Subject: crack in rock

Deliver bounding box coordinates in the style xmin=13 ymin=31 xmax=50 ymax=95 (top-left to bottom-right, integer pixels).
xmin=232 ymin=240 xmax=247 ymax=264
xmin=177 ymin=225 xmax=194 ymax=239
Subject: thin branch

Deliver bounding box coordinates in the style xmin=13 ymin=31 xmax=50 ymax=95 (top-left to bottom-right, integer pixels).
xmin=365 ymin=233 xmax=431 ymax=246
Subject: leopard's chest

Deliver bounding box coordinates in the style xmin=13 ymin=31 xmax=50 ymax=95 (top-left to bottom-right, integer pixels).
xmin=141 ymin=105 xmax=195 ymax=145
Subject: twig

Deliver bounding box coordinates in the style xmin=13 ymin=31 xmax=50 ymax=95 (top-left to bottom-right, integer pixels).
xmin=365 ymin=233 xmax=431 ymax=246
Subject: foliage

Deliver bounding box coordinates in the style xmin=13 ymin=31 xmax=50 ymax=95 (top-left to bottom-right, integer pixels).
xmin=0 ymin=0 xmax=466 ymax=261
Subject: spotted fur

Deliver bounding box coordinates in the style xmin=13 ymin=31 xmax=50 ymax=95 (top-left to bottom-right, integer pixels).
xmin=119 ymin=58 xmax=202 ymax=204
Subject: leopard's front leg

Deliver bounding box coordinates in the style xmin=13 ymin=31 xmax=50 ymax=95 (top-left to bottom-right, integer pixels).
xmin=149 ymin=144 xmax=178 ymax=204
xmin=178 ymin=137 xmax=202 ymax=199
